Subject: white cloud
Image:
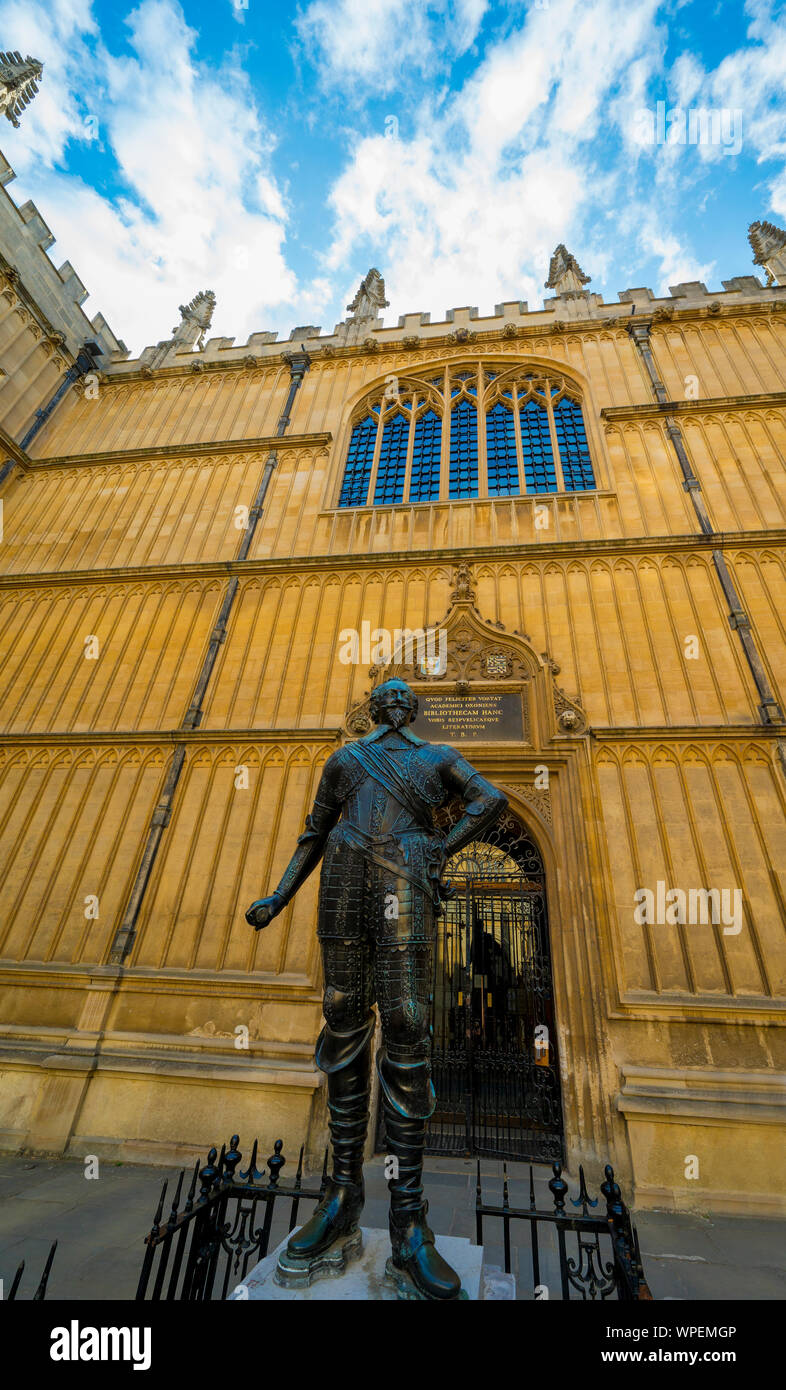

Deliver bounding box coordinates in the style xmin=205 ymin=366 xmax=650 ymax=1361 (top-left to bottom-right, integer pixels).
xmin=0 ymin=0 xmax=98 ymax=163
xmin=295 ymin=0 xmax=490 ymax=98
xmin=0 ymin=0 xmax=782 ymax=356
xmin=0 ymin=0 xmax=303 ymax=353
xmin=323 ymin=0 xmax=672 ymax=317
xmin=645 ymin=0 xmax=786 ymax=187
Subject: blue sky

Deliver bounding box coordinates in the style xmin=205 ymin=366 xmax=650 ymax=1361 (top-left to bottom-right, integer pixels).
xmin=0 ymin=0 xmax=784 ymax=354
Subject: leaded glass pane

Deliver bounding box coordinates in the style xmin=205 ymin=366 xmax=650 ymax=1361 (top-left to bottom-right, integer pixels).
xmin=485 ymin=402 xmax=519 ymax=496
xmin=449 ymin=398 xmax=478 ymax=498
xmin=409 ymin=409 xmax=442 ymax=502
xmin=374 ymin=412 xmax=409 ymax=505
xmin=519 ymin=398 xmax=557 ymax=493
xmin=339 ymin=414 xmax=377 ymax=507
xmin=553 ymin=398 xmax=595 ymax=490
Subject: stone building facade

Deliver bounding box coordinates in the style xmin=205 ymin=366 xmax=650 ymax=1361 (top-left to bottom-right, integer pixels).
xmin=0 ymin=157 xmax=784 ymax=1215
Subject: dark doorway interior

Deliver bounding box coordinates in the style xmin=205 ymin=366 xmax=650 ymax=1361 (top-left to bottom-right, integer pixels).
xmin=376 ymin=808 xmax=564 ymax=1163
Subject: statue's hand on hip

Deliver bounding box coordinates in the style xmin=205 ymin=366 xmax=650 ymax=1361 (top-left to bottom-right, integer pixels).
xmin=245 ymin=894 xmax=284 ymax=930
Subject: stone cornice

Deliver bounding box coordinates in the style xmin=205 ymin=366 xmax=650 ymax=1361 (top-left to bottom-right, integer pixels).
xmin=28 ymin=431 xmax=332 ymax=470
xmin=0 ymin=729 xmax=342 ymax=746
xmin=0 ymin=724 xmax=779 ymax=749
xmin=603 ymin=391 xmax=786 ymax=423
xmin=591 ymin=724 xmax=784 ymax=741
xmin=1 ymin=528 xmax=783 ymax=591
xmin=0 ymin=959 xmax=319 ymax=1000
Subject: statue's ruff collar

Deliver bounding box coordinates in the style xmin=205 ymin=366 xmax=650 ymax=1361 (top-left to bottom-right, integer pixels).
xmin=361 ymin=724 xmax=425 ymax=746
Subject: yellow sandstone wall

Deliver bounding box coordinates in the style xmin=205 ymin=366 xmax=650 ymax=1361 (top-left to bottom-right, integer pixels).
xmin=0 ymin=301 xmax=784 ymax=1213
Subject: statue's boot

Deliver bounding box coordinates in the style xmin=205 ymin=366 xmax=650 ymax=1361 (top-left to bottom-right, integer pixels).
xmin=380 ymin=1049 xmax=462 ymax=1300
xmin=286 ymin=1013 xmax=373 ymax=1262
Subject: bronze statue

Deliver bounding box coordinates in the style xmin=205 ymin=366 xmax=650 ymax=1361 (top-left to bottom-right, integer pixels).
xmin=246 ymin=678 xmax=506 ymax=1299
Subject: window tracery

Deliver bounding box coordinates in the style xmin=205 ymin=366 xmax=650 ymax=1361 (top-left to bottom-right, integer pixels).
xmin=338 ymin=362 xmax=596 ymax=507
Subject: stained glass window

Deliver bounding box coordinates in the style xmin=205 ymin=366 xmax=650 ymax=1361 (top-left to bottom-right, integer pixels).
xmin=449 ymin=398 xmax=478 ymax=498
xmin=553 ymin=397 xmax=595 ymax=490
xmin=374 ymin=412 xmax=409 ymax=505
xmin=519 ymin=399 xmax=557 ymax=493
xmin=339 ymin=414 xmax=377 ymax=507
xmin=486 ymin=403 xmax=519 ymax=496
xmin=410 ymin=409 xmax=442 ymax=502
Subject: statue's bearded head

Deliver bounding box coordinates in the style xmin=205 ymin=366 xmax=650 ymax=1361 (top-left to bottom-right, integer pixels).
xmin=369 ymin=679 xmax=418 ymax=730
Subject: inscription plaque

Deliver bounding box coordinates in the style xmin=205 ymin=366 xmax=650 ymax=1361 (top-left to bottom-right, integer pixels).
xmin=412 ymin=691 xmax=524 ymax=743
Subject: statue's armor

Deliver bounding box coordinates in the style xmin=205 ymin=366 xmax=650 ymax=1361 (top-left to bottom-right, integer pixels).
xmin=268 ymin=710 xmax=507 ymax=1297
xmin=272 ymin=724 xmax=507 ymax=1119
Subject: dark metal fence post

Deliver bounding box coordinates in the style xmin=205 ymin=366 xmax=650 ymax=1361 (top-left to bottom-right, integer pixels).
xmin=473 ymin=1157 xmax=653 ymax=1300
xmin=136 ymin=1135 xmax=328 ymax=1302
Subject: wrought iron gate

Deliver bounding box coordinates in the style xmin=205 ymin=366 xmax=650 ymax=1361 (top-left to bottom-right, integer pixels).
xmin=425 ymin=814 xmax=563 ymax=1163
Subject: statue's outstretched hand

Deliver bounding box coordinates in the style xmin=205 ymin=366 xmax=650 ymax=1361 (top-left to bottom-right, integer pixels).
xmin=246 ymin=894 xmax=283 ymax=931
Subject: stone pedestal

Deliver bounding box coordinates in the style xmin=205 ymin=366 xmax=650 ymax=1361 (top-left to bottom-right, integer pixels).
xmin=229 ymin=1227 xmax=516 ymax=1301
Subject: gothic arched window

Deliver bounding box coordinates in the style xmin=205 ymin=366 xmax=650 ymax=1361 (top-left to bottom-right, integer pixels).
xmin=486 ymin=402 xmax=519 ymax=496
xmin=449 ymin=397 xmax=478 ymax=499
xmin=336 ymin=364 xmax=596 ymax=506
xmin=553 ymin=396 xmax=594 ymax=491
xmin=338 ymin=414 xmax=376 ymax=507
xmin=410 ymin=408 xmax=442 ymax=502
xmin=373 ymin=411 xmax=409 ymax=504
xmin=519 ymin=398 xmax=557 ymax=493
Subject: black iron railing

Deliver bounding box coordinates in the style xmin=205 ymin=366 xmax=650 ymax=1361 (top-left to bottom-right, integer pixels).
xmin=476 ymin=1161 xmax=653 ymax=1300
xmin=137 ymin=1135 xmax=652 ymax=1301
xmin=5 ymin=1241 xmax=57 ymax=1300
xmin=136 ymin=1136 xmax=327 ymax=1301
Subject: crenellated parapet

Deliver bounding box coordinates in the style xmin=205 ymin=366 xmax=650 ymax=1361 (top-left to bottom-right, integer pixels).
xmin=106 ymin=259 xmax=786 ymax=382
xmin=0 ymin=148 xmax=126 ymax=362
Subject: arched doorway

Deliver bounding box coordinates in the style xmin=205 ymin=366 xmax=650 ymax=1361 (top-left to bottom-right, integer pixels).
xmin=426 ymin=809 xmax=564 ymax=1163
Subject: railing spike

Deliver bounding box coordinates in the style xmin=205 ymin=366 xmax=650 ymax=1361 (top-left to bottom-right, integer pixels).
xmin=167 ymin=1169 xmax=185 ymax=1229
xmin=151 ymin=1179 xmax=168 ymax=1236
xmin=239 ymin=1136 xmax=263 ymax=1185
xmin=184 ymin=1159 xmax=199 ymax=1213
xmin=571 ymin=1162 xmax=597 ymax=1214
xmin=8 ymin=1259 xmax=24 ymax=1301
xmin=33 ymin=1241 xmax=57 ymax=1301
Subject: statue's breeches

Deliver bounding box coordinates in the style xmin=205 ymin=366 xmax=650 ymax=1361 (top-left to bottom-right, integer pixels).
xmin=316 ymin=826 xmax=437 ymax=1119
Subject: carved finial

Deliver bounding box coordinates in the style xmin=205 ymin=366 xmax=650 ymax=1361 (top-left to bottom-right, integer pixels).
xmin=224 ymin=1134 xmax=242 ymax=1181
xmin=545 ymin=244 xmax=591 ymax=296
xmin=600 ymin=1163 xmax=624 ymax=1217
xmin=548 ymin=1161 xmax=568 ymax=1215
xmin=198 ymin=1146 xmax=219 ymax=1201
xmin=267 ymin=1138 xmax=285 ymax=1186
xmin=748 ymin=219 xmax=786 ymax=286
xmin=346 ymin=267 xmax=389 ymax=323
xmin=0 ymin=52 xmax=43 ymax=128
xmin=172 ymin=289 xmax=216 ymax=350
